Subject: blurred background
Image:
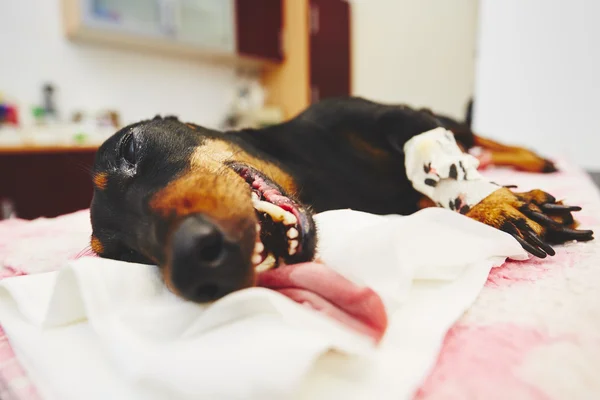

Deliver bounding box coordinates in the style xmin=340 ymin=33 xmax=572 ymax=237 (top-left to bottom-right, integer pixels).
xmin=0 ymin=0 xmax=598 ymax=220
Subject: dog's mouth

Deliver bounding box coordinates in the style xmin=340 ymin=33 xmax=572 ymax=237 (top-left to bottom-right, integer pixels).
xmin=229 ymin=163 xmax=316 ymax=271
xmin=226 ymin=163 xmax=390 ymax=343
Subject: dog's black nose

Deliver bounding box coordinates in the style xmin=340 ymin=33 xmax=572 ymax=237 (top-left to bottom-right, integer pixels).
xmin=170 ymin=214 xmax=248 ymax=302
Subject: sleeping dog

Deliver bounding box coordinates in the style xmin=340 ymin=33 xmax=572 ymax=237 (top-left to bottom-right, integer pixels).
xmin=89 ymin=97 xmax=593 ymax=302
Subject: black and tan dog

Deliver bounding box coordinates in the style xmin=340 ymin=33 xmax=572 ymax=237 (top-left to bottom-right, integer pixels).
xmin=90 ymin=97 xmax=593 ymax=302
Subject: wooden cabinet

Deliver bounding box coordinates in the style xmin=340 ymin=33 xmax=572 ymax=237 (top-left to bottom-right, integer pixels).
xmin=308 ymin=0 xmax=351 ymax=102
xmin=261 ymin=0 xmax=351 ymax=120
xmin=0 ymin=148 xmax=97 ymax=220
xmin=235 ymin=0 xmax=284 ymax=62
xmin=62 ymin=0 xmax=283 ymax=67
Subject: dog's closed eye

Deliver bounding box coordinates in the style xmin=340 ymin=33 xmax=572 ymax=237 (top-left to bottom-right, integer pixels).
xmin=120 ymin=133 xmax=137 ymax=167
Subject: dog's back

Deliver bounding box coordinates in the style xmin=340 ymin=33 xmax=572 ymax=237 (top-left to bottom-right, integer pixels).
xmin=231 ymin=97 xmax=440 ymax=215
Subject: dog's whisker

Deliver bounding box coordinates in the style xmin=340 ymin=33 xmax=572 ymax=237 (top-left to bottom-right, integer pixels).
xmin=69 ymin=160 xmax=94 ymax=176
xmin=74 ymin=244 xmax=94 ymax=259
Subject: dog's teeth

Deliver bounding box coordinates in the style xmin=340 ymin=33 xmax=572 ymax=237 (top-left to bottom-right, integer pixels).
xmin=283 ymin=213 xmax=297 ymax=226
xmin=252 ymin=254 xmax=263 ymax=265
xmin=251 ymin=192 xmax=260 ymax=201
xmin=287 ymin=227 xmax=299 ymax=239
xmin=256 ymin=223 xmax=261 ymax=233
xmin=254 ymin=242 xmax=264 ymax=254
xmin=255 ymin=254 xmax=276 ymax=272
xmin=288 ymin=239 xmax=299 ymax=255
xmin=255 ymin=263 xmax=271 ymax=272
xmin=252 ymin=199 xmax=297 ymax=226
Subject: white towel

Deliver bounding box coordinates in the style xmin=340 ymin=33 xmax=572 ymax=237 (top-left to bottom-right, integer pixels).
xmin=0 ymin=208 xmax=526 ymax=400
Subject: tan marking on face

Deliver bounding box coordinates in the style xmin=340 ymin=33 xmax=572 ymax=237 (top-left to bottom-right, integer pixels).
xmin=149 ymin=139 xmax=266 ymax=239
xmin=190 ymin=139 xmax=297 ymax=195
xmin=150 ymin=138 xmax=295 ymax=286
xmin=189 ymin=139 xmax=237 ymax=170
xmin=150 ymin=167 xmax=255 ymax=234
xmin=90 ymin=235 xmax=104 ymax=255
xmin=93 ymin=172 xmax=108 ymax=190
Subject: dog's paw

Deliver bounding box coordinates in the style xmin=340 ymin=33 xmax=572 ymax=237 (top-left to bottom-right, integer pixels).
xmin=466 ymin=187 xmax=593 ymax=258
xmin=479 ymin=148 xmax=559 ymax=173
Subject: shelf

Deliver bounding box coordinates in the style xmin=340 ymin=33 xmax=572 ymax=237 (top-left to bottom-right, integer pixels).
xmin=0 ymin=145 xmax=99 ymax=155
xmin=66 ymin=25 xmax=274 ymax=69
xmin=62 ymin=0 xmax=284 ymax=69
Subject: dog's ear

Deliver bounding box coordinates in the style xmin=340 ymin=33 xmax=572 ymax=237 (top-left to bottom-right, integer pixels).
xmin=152 ymin=115 xmax=180 ymax=122
xmin=419 ymin=108 xmax=435 ymax=117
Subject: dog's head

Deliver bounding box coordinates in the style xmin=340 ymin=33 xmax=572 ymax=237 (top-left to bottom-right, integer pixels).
xmin=90 ymin=116 xmax=316 ymax=302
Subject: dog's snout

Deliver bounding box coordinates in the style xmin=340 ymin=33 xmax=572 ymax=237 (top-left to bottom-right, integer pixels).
xmin=169 ymin=214 xmax=251 ymax=302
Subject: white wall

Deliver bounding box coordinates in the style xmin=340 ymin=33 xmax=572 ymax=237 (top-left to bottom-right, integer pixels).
xmin=350 ymin=0 xmax=479 ymax=120
xmin=473 ymin=0 xmax=600 ymax=170
xmin=0 ymin=0 xmax=237 ymax=128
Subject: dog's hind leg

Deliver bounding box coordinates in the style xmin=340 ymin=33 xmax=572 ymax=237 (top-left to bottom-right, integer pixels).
xmin=432 ymin=111 xmax=558 ymax=174
xmin=472 ymin=135 xmax=558 ymax=173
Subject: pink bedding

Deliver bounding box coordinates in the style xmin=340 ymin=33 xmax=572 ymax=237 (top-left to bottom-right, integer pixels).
xmin=1 ymin=159 xmax=599 ymax=399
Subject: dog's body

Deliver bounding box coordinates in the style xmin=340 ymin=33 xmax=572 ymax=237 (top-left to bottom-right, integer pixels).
xmin=203 ymin=97 xmax=557 ymax=215
xmin=90 ymin=97 xmax=591 ymax=303
xmin=234 ymin=97 xmax=423 ymax=216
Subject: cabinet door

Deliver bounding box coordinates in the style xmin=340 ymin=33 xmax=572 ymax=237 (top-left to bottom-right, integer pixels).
xmin=309 ymin=0 xmax=350 ymax=102
xmin=0 ymin=151 xmax=96 ymax=220
xmin=175 ymin=0 xmax=236 ymax=52
xmin=83 ymin=0 xmax=166 ymax=38
xmin=235 ymin=0 xmax=283 ymax=61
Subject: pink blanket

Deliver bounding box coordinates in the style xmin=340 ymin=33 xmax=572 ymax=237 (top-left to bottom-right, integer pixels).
xmin=1 ymin=159 xmax=599 ymax=399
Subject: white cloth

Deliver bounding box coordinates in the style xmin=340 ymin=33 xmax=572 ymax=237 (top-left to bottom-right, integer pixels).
xmin=403 ymin=127 xmax=500 ymax=211
xmin=0 ymin=208 xmax=527 ymax=400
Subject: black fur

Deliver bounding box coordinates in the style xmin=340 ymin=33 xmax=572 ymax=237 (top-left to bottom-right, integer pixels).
xmin=231 ymin=97 xmax=449 ymax=215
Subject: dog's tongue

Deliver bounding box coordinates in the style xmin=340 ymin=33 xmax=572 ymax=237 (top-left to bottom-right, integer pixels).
xmin=257 ymin=262 xmax=388 ymax=343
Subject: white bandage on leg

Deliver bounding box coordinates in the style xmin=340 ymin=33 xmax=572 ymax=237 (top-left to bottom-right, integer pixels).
xmin=404 ymin=127 xmax=500 ymax=213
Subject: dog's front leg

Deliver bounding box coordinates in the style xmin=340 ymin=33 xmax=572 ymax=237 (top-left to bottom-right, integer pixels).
xmin=404 ymin=128 xmax=593 ymax=258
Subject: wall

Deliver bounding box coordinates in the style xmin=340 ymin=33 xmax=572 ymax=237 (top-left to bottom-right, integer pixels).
xmin=0 ymin=0 xmax=237 ymax=128
xmin=350 ymin=0 xmax=479 ymax=120
xmin=472 ymin=0 xmax=600 ymax=170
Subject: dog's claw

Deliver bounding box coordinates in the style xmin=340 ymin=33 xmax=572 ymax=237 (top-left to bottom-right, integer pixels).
xmin=542 ymin=204 xmax=582 ymax=213
xmin=523 ymin=229 xmax=555 ymax=256
xmin=560 ymin=228 xmax=594 ymax=240
xmin=523 ymin=209 xmax=562 ymax=228
xmin=512 ymin=234 xmax=547 ymax=258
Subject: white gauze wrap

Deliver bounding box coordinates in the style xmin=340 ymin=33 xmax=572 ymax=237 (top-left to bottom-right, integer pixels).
xmin=403 ymin=127 xmax=500 ymax=213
